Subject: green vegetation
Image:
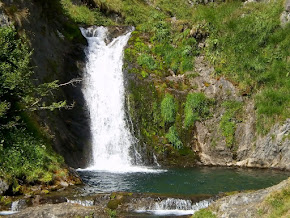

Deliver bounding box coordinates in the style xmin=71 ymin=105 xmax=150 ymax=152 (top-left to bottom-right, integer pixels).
xmin=219 ymin=101 xmax=242 ymax=147
xmin=191 ymin=208 xmax=216 ymax=218
xmin=0 ymin=130 xmax=64 ymax=188
xmin=161 ymin=94 xmax=177 ymax=123
xmin=257 ymin=181 xmax=290 ymax=217
xmin=165 ymin=126 xmax=183 ymax=149
xmin=194 ymin=0 xmax=290 ymax=133
xmin=60 ymin=0 xmax=112 ymax=25
xmin=107 ymin=209 xmax=117 ymax=218
xmin=0 ymin=26 xmax=68 ymax=192
xmin=184 ymin=93 xmax=213 ymax=128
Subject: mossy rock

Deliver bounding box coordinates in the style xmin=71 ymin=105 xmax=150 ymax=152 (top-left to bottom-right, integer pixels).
xmin=107 ymin=194 xmax=124 ymax=210
xmin=107 ymin=199 xmax=122 ymax=210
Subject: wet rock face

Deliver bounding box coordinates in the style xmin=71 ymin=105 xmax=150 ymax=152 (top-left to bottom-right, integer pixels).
xmin=1 ymin=0 xmax=90 ymax=168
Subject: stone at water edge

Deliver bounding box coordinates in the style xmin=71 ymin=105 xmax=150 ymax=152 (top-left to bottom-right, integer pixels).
xmin=281 ymin=0 xmax=290 ymax=27
xmin=0 ymin=178 xmax=9 ymax=195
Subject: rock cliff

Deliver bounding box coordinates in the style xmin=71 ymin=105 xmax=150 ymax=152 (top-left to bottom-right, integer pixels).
xmin=1 ymin=0 xmax=91 ymax=168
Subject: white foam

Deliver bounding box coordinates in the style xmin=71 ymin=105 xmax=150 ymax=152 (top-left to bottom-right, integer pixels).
xmin=135 ymin=198 xmax=213 ymax=216
xmin=0 ymin=211 xmax=18 ymax=215
xmin=77 ymin=166 xmax=166 ymax=174
xmin=136 ymin=209 xmax=196 ymax=216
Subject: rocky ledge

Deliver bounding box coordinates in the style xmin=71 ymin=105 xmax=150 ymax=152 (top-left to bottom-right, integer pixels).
xmin=208 ymin=177 xmax=290 ymax=217
xmin=1 ymin=191 xmax=213 ymax=218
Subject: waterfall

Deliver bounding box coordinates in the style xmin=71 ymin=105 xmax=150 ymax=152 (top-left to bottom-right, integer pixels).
xmin=66 ymin=199 xmax=94 ymax=207
xmin=135 ymin=198 xmax=213 ymax=216
xmin=80 ymin=26 xmax=157 ymax=173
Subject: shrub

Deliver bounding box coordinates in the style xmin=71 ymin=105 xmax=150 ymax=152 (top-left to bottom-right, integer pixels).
xmin=219 ymin=101 xmax=243 ymax=147
xmin=0 ymin=129 xmax=63 ymax=186
xmin=184 ymin=93 xmax=212 ymax=128
xmin=152 ymin=21 xmax=171 ymax=42
xmin=165 ymin=126 xmax=183 ymax=149
xmin=0 ymin=26 xmax=67 ymax=189
xmin=137 ymin=54 xmax=156 ymax=71
xmin=192 ymin=208 xmax=216 ymax=218
xmin=61 ymin=0 xmax=96 ymax=24
xmin=161 ymin=94 xmax=176 ymax=123
xmin=255 ymin=88 xmax=290 ymax=134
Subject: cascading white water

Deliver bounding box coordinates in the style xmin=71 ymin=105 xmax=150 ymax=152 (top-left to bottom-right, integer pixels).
xmin=80 ymin=26 xmax=136 ymax=172
xmin=136 ymin=198 xmax=213 ymax=216
xmin=80 ymin=26 xmax=162 ymax=173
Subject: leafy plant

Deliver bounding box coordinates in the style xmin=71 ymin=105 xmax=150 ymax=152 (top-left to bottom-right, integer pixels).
xmin=191 ymin=208 xmax=216 ymax=218
xmin=137 ymin=54 xmax=156 ymax=71
xmin=184 ymin=93 xmax=212 ymax=128
xmin=165 ymin=126 xmax=183 ymax=149
xmin=107 ymin=209 xmax=117 ymax=218
xmin=0 ymin=129 xmax=63 ymax=186
xmin=0 ymin=26 xmax=67 ymax=128
xmin=255 ymin=88 xmax=290 ymax=134
xmin=60 ymin=0 xmax=113 ymax=25
xmin=219 ymin=101 xmax=243 ymax=147
xmin=161 ymin=94 xmax=176 ymax=123
xmin=0 ymin=26 xmax=68 ymax=188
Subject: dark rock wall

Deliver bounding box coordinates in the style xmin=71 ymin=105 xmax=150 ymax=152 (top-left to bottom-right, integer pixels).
xmin=2 ymin=0 xmax=91 ymax=168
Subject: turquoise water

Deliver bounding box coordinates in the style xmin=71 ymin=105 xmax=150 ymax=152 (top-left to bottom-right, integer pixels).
xmin=78 ymin=166 xmax=289 ymax=195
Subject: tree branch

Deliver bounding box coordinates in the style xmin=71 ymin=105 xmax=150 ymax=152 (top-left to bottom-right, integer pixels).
xmin=58 ymin=78 xmax=83 ymax=87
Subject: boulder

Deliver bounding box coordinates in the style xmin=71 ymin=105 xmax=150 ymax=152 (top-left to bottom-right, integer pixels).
xmin=0 ymin=178 xmax=9 ymax=195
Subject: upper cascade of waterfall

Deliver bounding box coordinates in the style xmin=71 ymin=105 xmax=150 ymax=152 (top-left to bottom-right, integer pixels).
xmin=80 ymin=26 xmax=162 ymax=173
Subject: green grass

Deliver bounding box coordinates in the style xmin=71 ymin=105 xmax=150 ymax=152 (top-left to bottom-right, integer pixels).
xmin=161 ymin=94 xmax=177 ymax=123
xmin=193 ymin=0 xmax=290 ymax=134
xmin=219 ymin=101 xmax=243 ymax=147
xmin=60 ymin=0 xmax=113 ymax=25
xmin=257 ymin=180 xmax=290 ymax=217
xmin=191 ymin=208 xmax=216 ymax=218
xmin=0 ymin=128 xmax=64 ymax=191
xmin=0 ymin=25 xmax=69 ymax=193
xmin=184 ymin=93 xmax=213 ymax=129
xmin=165 ymin=126 xmax=183 ymax=149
